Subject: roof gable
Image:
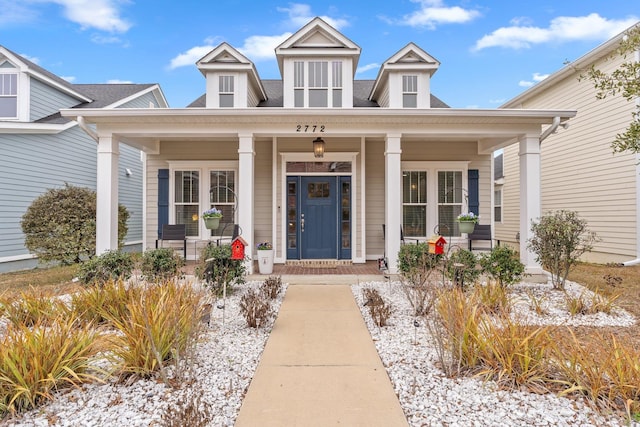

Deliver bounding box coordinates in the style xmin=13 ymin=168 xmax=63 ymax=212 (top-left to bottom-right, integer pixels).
xmin=196 ymin=42 xmax=254 ymax=73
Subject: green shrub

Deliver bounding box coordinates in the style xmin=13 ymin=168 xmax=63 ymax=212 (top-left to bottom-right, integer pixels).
xmin=445 ymin=249 xmax=479 ymax=288
xmin=479 ymin=246 xmax=525 ymax=288
xmin=140 ymin=248 xmax=185 ymax=282
xmin=21 ymin=184 xmax=129 ymax=265
xmin=195 ymin=244 xmax=245 ymax=296
xmin=528 ymin=210 xmax=598 ymax=290
xmin=77 ymin=250 xmax=134 ymax=286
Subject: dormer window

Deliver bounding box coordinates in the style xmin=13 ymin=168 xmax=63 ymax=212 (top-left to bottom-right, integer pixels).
xmin=293 ymin=60 xmax=343 ymax=108
xmin=402 ymin=75 xmax=417 ymax=108
xmin=0 ymin=72 xmax=17 ymax=118
xmin=219 ymin=75 xmax=234 ymax=107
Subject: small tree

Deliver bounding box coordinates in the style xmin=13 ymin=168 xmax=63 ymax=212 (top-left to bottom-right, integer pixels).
xmin=527 ymin=210 xmax=598 ymax=290
xmin=479 ymin=246 xmax=525 ymax=288
xmin=397 ymin=243 xmax=442 ymax=316
xmin=582 ymin=25 xmax=640 ymax=154
xmin=195 ymin=244 xmax=246 ymax=296
xmin=140 ymin=248 xmax=185 ymax=282
xmin=21 ymin=184 xmax=129 ymax=265
xmin=445 ymin=249 xmax=480 ymax=289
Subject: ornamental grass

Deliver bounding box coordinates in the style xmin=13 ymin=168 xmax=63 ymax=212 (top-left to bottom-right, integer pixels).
xmin=0 ymin=316 xmax=104 ymax=415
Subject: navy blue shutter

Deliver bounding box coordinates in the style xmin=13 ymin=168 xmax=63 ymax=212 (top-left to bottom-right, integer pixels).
xmin=468 ymin=169 xmax=479 ymax=215
xmin=158 ymin=169 xmax=169 ymax=238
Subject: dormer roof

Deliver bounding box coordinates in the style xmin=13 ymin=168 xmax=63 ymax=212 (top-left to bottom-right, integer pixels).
xmin=369 ymin=43 xmax=440 ymax=101
xmin=275 ymin=17 xmax=361 ymax=76
xmin=196 ymin=42 xmax=267 ymax=102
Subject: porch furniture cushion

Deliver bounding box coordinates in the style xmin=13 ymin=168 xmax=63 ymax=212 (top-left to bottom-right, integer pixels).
xmin=467 ymin=224 xmax=492 ymax=251
xmin=156 ymin=224 xmax=187 ymax=257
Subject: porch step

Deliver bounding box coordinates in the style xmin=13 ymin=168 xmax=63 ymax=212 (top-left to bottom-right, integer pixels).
xmin=286 ymin=260 xmax=352 ymax=269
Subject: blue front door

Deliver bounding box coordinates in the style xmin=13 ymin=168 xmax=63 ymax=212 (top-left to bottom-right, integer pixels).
xmin=300 ymin=176 xmax=337 ymax=259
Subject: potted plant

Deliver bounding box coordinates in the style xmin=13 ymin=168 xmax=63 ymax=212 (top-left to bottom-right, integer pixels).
xmin=202 ymin=207 xmax=223 ymax=229
xmin=456 ymin=212 xmax=479 ymax=234
xmin=257 ymin=241 xmax=274 ymax=274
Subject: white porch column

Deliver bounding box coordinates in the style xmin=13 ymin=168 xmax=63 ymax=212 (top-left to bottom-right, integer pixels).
xmin=385 ymin=134 xmax=402 ymax=274
xmin=96 ymin=135 xmax=119 ymax=255
xmin=238 ymin=134 xmax=255 ymax=273
xmin=519 ymin=134 xmax=544 ymax=275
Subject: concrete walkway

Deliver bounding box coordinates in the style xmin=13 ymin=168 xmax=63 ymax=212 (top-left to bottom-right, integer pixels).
xmin=234 ymin=283 xmax=409 ymax=427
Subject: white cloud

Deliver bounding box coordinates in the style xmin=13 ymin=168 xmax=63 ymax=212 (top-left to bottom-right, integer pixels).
xmin=277 ymin=3 xmax=349 ymax=30
xmin=168 ymin=45 xmax=215 ymax=70
xmin=519 ymin=72 xmax=550 ymax=87
xmin=25 ymin=0 xmax=131 ymax=32
xmin=61 ymin=75 xmax=76 ymax=82
xmin=356 ymin=63 xmax=380 ymax=74
xmin=238 ymin=33 xmax=293 ymax=60
xmin=0 ymin=1 xmax=38 ymax=25
xmin=474 ymin=13 xmax=638 ymax=51
xmin=386 ymin=0 xmax=481 ymax=29
xmin=20 ymin=53 xmax=40 ymax=64
xmin=106 ymin=79 xmax=133 ymax=84
xmin=91 ymin=34 xmax=123 ymax=44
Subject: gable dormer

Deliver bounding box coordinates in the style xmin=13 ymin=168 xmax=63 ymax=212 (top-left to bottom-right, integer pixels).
xmin=370 ymin=43 xmax=440 ymax=108
xmin=275 ymin=17 xmax=361 ymax=108
xmin=0 ymin=46 xmax=92 ymax=122
xmin=197 ymin=43 xmax=266 ymax=108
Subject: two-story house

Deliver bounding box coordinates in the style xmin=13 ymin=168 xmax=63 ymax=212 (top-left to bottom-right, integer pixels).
xmin=0 ymin=45 xmax=168 ymax=272
xmin=62 ymin=17 xmax=575 ymax=275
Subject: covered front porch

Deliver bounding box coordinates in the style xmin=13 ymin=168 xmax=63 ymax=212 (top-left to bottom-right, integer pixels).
xmin=61 ymin=107 xmax=576 ymax=276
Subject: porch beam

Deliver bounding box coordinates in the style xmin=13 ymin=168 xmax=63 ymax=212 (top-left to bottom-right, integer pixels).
xmin=519 ymin=134 xmax=544 ymax=275
xmin=385 ymin=134 xmax=402 ymax=274
xmin=238 ymin=134 xmax=255 ymax=273
xmin=96 ymin=135 xmax=119 ymax=255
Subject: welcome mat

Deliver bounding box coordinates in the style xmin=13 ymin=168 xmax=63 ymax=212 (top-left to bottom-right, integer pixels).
xmin=286 ymin=260 xmax=351 ymax=269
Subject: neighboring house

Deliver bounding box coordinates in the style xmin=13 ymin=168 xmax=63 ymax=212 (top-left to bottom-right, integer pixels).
xmin=0 ymin=45 xmax=168 ymax=273
xmin=497 ymin=23 xmax=640 ymax=265
xmin=62 ymin=17 xmax=575 ymax=275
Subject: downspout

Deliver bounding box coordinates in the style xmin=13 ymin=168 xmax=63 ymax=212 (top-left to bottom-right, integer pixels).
xmin=76 ymin=116 xmax=99 ymax=143
xmin=539 ymin=116 xmax=561 ymax=143
xmin=623 ymin=46 xmax=640 ymax=266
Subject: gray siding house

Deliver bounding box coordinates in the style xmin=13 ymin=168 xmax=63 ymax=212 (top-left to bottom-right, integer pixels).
xmin=0 ymin=46 xmax=168 ymax=272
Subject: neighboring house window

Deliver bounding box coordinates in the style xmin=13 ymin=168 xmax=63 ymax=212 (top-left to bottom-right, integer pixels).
xmin=219 ymin=75 xmax=234 ymax=107
xmin=293 ymin=60 xmax=342 ymax=107
xmin=174 ymin=170 xmax=200 ymax=237
xmin=438 ymin=171 xmax=463 ymax=235
xmin=403 ymin=171 xmax=427 ymax=237
xmin=494 ymin=187 xmax=502 ymax=222
xmin=402 ymin=75 xmax=417 ymax=108
xmin=0 ymin=73 xmax=17 ymax=118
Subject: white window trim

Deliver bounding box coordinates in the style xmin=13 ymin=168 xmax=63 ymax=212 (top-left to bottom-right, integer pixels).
xmin=168 ymin=161 xmax=238 ymax=239
xmin=402 ymin=161 xmax=469 ymax=240
xmin=494 ymin=186 xmax=503 ymax=223
xmin=292 ymin=59 xmax=343 ymax=108
xmin=0 ymin=65 xmax=28 ymax=121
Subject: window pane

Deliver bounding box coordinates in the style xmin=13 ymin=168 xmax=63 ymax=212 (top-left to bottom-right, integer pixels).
xmin=286 ymin=162 xmax=351 ymax=173
xmin=309 ymin=62 xmax=328 ymax=88
xmin=0 ymin=74 xmax=17 ymax=95
xmin=439 ymin=204 xmax=462 ymax=236
xmin=438 ymin=171 xmax=462 ymax=203
xmin=175 ymin=171 xmax=199 ymax=203
xmin=495 ymin=206 xmax=502 ymax=222
xmin=309 ymin=89 xmax=327 ymax=107
xmin=175 ymin=205 xmax=199 ymax=237
xmin=332 ymin=61 xmax=342 ymax=87
xmin=294 ymin=62 xmax=304 ymax=87
xmin=403 ymin=205 xmax=426 ymax=237
xmin=403 ymin=94 xmax=417 ymax=108
xmin=294 ymin=89 xmax=304 ymax=107
xmin=332 ymin=89 xmax=342 ymax=107
xmin=403 ymin=171 xmax=426 ymax=203
xmin=402 ymin=75 xmax=417 ymax=92
xmin=220 ymin=93 xmax=233 ymax=107
xmin=0 ymin=97 xmax=17 ymax=117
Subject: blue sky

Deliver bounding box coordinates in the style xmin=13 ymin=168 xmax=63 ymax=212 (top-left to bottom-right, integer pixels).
xmin=1 ymin=0 xmax=638 ymax=108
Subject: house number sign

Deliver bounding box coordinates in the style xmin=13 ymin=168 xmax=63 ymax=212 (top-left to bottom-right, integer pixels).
xmin=296 ymin=124 xmax=325 ymax=132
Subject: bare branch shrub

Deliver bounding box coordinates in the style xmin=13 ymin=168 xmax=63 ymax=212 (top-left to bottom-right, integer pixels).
xmin=239 ymin=289 xmax=272 ymax=328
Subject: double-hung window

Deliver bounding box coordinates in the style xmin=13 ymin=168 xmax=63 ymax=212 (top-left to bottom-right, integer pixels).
xmin=0 ymin=73 xmax=18 ymax=119
xmin=219 ymin=75 xmax=234 ymax=107
xmin=494 ymin=188 xmax=502 ymax=222
xmin=308 ymin=61 xmax=328 ymax=107
xmin=174 ymin=170 xmax=200 ymax=237
xmin=402 ymin=75 xmax=417 ymax=108
xmin=438 ymin=171 xmax=463 ymax=235
xmin=402 ymin=171 xmax=427 ymax=237
xmin=209 ymin=170 xmax=235 ymax=234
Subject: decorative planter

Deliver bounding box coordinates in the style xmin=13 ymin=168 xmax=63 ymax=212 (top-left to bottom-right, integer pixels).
xmin=458 ymin=221 xmax=476 ymax=234
xmin=257 ymin=249 xmax=274 ymax=274
xmin=203 ymin=217 xmax=221 ymax=230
